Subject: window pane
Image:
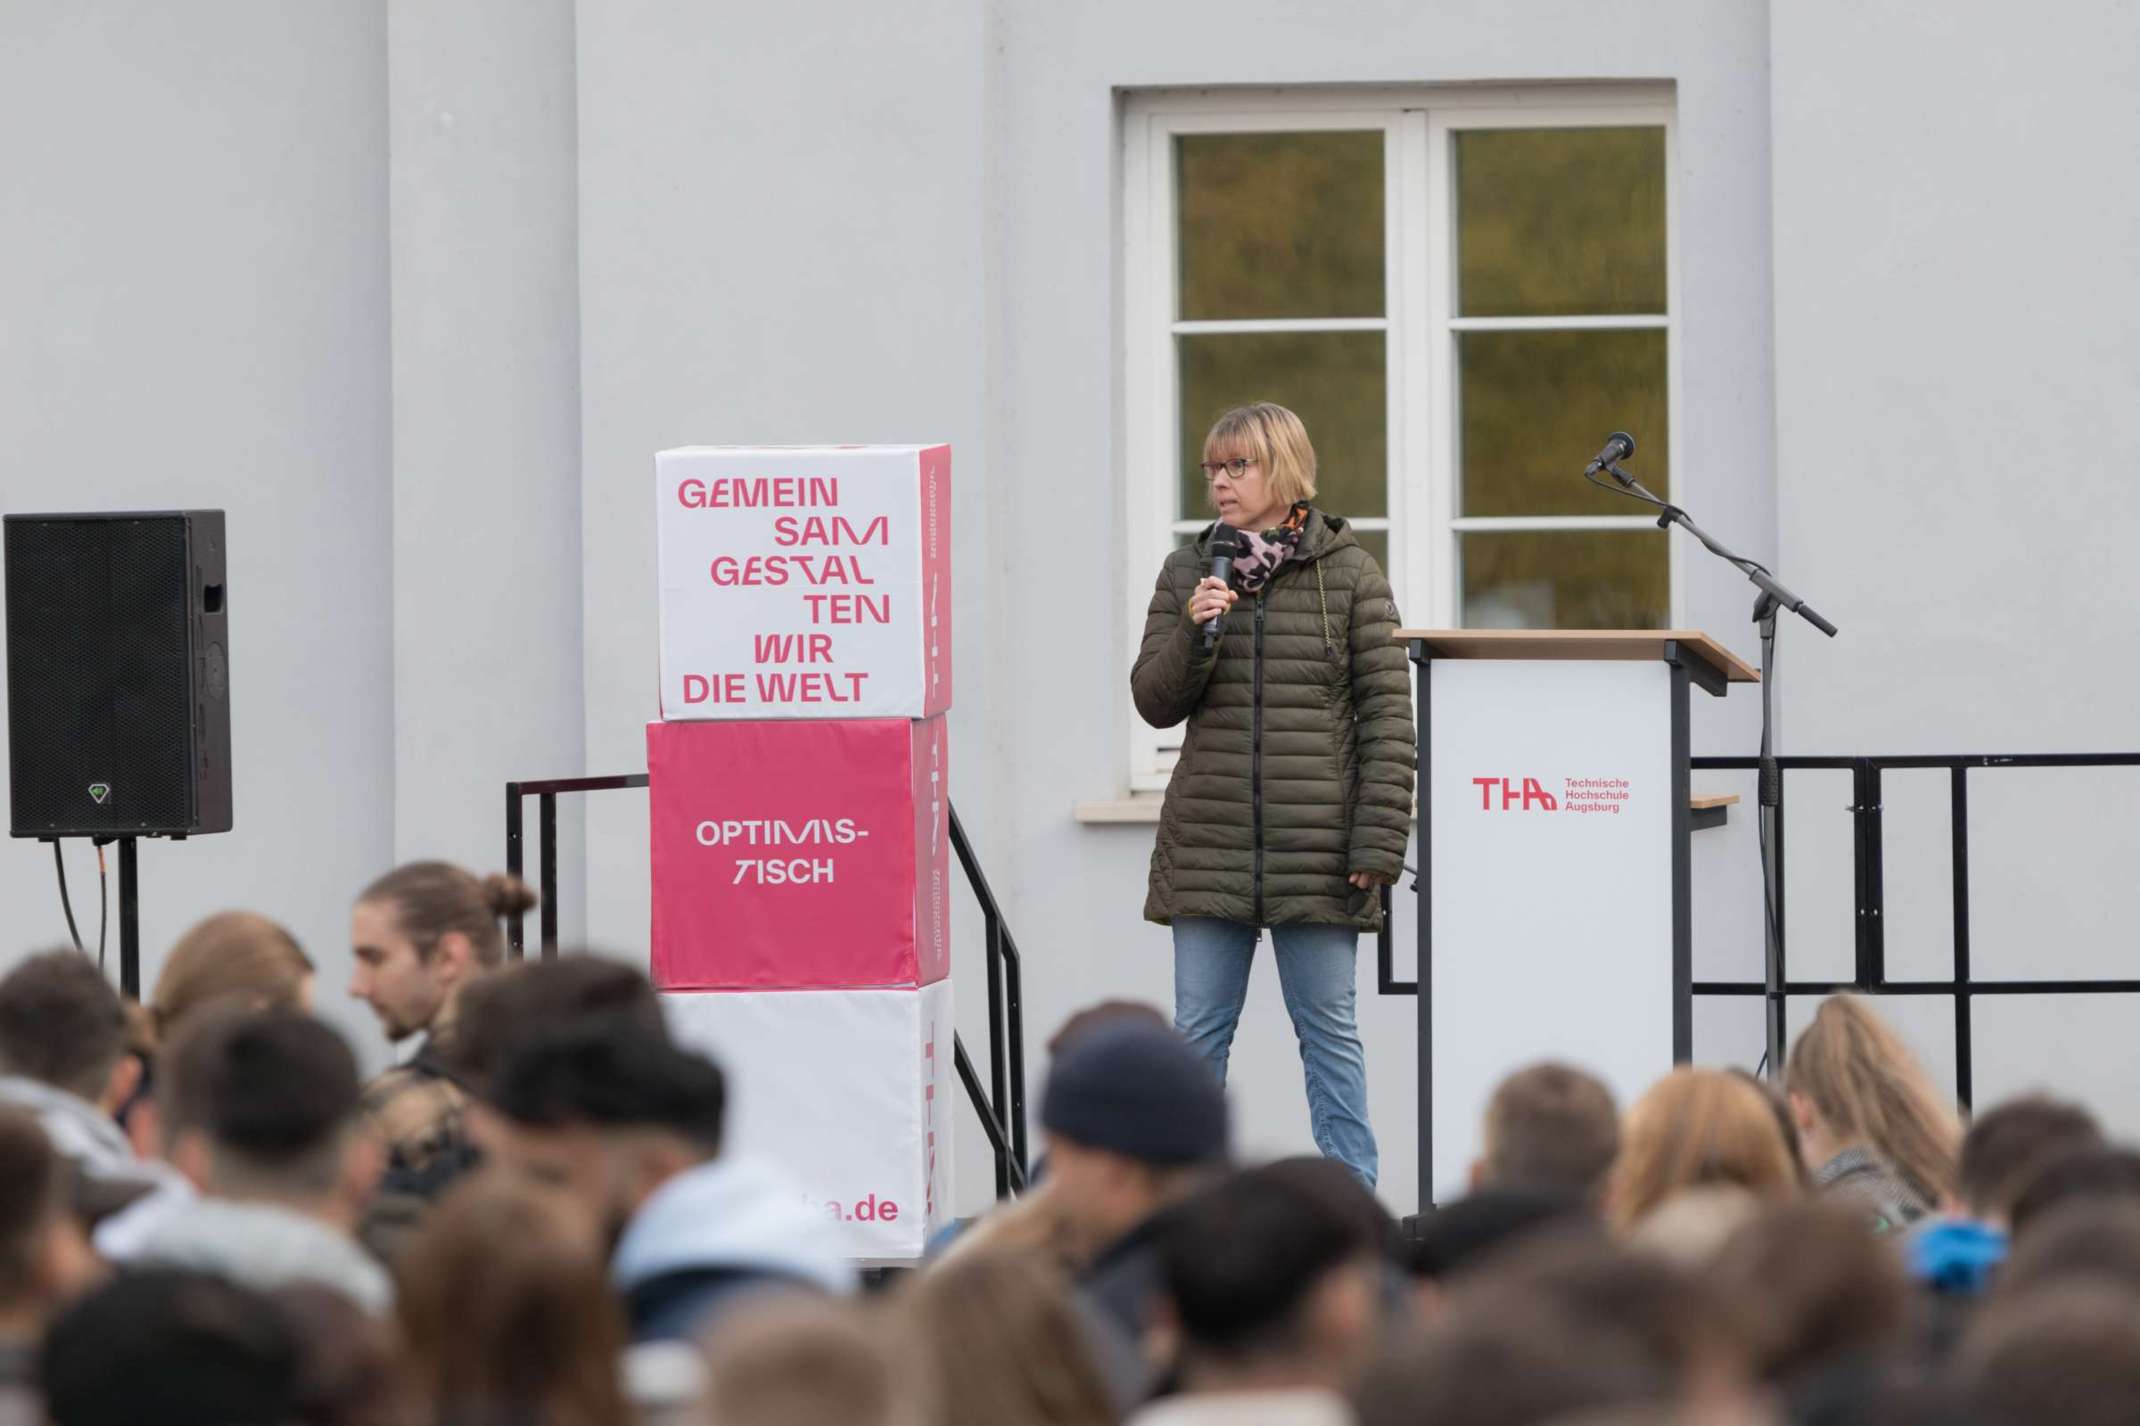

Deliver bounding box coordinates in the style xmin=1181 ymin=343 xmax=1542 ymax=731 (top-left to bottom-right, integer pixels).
xmin=1177 ymin=131 xmax=1384 ymax=320
xmin=1456 ymin=127 xmax=1667 ymax=317
xmin=1459 ymin=328 xmax=1667 ymax=517
xmin=1460 ymin=530 xmax=1668 ymax=629
xmin=1179 ymin=330 xmax=1386 ymax=522
xmin=1351 ymin=527 xmax=1389 ymax=573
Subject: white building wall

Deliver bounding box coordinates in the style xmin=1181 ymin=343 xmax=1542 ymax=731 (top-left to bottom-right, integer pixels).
xmin=1770 ymin=0 xmax=2140 ymax=1137
xmin=386 ymin=0 xmax=589 ymax=944
xmin=0 ymin=1 xmax=397 ymax=1064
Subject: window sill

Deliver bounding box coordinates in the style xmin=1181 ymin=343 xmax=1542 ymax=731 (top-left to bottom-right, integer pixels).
xmin=1073 ymin=796 xmax=1166 ymax=824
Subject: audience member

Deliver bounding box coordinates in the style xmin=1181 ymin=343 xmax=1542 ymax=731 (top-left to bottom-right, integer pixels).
xmin=939 ymin=1000 xmax=1174 ymax=1275
xmin=1785 ymin=995 xmax=1960 ymax=1232
xmin=39 ymin=1267 xmax=301 ymax=1426
xmin=486 ymin=1023 xmax=851 ymax=1341
xmin=1909 ymin=1093 xmax=2103 ymax=1297
xmin=274 ymin=1284 xmax=410 ymax=1426
xmin=123 ymin=1007 xmax=391 ymax=1311
xmin=1603 ymin=1067 xmax=1799 ymax=1233
xmin=1942 ymin=1278 xmax=2140 ymax=1426
xmin=0 ymin=951 xmax=167 ymax=1219
xmin=1133 ymin=1163 xmax=1388 ymax=1424
xmin=1993 ymin=1200 xmax=2140 ymax=1303
xmin=0 ymin=1110 xmax=100 ymax=1426
xmin=349 ymin=861 xmax=537 ymax=1203
xmin=448 ymin=951 xmax=669 ymax=1101
xmin=1472 ymin=1061 xmax=1620 ymax=1205
xmin=364 ymin=949 xmax=671 ymax=1263
xmin=1709 ymin=1200 xmax=1913 ymax=1421
xmin=1038 ymin=1019 xmax=1228 ymax=1397
xmin=395 ymin=1171 xmax=633 ymax=1426
xmin=1956 ymin=1093 xmax=2104 ymax=1224
xmin=151 ymin=911 xmax=316 ymax=1037
xmin=702 ymin=1296 xmax=926 ymax=1426
xmin=1625 ymin=1183 xmax=1764 ymax=1268
xmin=1401 ymin=1187 xmax=1596 ymax=1306
xmin=1354 ymin=1300 xmax=1663 ymax=1426
xmin=1728 ymin=1065 xmax=1813 ymax=1189
xmin=897 ymin=1251 xmax=1118 ymax=1426
xmin=1465 ymin=1236 xmax=1752 ymax=1405
xmin=2006 ymin=1142 xmax=2140 ymax=1237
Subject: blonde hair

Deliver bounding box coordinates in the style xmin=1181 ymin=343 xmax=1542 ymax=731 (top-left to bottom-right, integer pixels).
xmin=1203 ymin=402 xmax=1318 ymax=506
xmin=151 ymin=911 xmax=314 ymax=1042
xmin=1605 ymin=1068 xmax=1802 ymax=1233
xmin=703 ymin=1296 xmax=927 ymax=1426
xmin=897 ymin=1251 xmax=1116 ymax=1426
xmin=1785 ymin=994 xmax=1961 ymax=1206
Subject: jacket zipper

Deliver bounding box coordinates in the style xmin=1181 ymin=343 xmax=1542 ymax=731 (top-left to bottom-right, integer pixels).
xmin=1252 ymin=590 xmax=1266 ymax=926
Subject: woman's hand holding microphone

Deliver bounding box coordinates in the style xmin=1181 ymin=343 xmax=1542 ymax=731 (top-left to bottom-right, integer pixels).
xmin=1188 ymin=576 xmax=1238 ymax=628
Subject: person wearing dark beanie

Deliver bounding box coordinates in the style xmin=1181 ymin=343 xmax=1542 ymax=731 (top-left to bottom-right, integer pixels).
xmin=1041 ymin=1020 xmax=1230 ymax=1406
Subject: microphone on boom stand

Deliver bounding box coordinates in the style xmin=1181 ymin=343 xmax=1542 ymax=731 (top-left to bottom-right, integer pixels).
xmin=1575 ymin=426 xmax=1835 ymax=1089
xmin=1585 ymin=431 xmax=1636 ymax=478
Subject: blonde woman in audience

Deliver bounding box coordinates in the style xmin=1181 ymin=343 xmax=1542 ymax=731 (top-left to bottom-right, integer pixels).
xmin=395 ymin=1172 xmax=633 ymax=1426
xmin=895 ymin=1251 xmax=1118 ymax=1426
xmin=151 ymin=911 xmax=315 ymax=1037
xmin=1604 ymin=1068 xmax=1801 ymax=1234
xmin=1785 ymin=994 xmax=1961 ymax=1233
xmin=701 ymin=1296 xmax=928 ymax=1426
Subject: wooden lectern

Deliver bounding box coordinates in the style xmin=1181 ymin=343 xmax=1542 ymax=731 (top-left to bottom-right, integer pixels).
xmin=1392 ymin=630 xmax=1759 ymax=1207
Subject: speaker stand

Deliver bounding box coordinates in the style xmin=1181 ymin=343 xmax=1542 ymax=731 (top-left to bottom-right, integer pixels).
xmin=118 ymin=838 xmax=139 ymax=999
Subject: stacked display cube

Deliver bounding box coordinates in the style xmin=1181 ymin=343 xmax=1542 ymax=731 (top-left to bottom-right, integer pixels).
xmin=649 ymin=444 xmax=952 ymax=1260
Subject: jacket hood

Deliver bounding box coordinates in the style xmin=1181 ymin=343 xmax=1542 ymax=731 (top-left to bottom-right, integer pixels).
xmin=611 ymin=1155 xmax=856 ymax=1297
xmin=1193 ymin=507 xmax=1355 ymax=562
xmin=0 ymin=1077 xmax=178 ymax=1201
xmin=127 ymin=1198 xmax=394 ymax=1313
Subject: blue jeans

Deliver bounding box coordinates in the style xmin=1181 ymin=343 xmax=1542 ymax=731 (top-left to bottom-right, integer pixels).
xmin=1172 ymin=917 xmax=1379 ymax=1188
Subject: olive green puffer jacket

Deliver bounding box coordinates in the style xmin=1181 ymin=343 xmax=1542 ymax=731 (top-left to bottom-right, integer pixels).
xmin=1132 ymin=509 xmax=1415 ymax=930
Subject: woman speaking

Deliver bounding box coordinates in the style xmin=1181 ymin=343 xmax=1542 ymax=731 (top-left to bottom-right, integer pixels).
xmin=1132 ymin=401 xmax=1415 ymax=1188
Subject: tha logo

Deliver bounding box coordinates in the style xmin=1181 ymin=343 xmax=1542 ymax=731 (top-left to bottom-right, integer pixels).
xmin=87 ymin=783 xmax=112 ymax=806
xmin=1473 ymin=776 xmax=1557 ymax=812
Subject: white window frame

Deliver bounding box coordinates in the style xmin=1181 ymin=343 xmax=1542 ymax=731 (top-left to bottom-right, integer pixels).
xmin=1121 ymin=84 xmax=1680 ymax=793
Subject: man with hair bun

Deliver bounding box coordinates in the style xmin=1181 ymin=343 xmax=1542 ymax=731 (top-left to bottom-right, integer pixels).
xmin=347 ymin=861 xmax=537 ymax=1208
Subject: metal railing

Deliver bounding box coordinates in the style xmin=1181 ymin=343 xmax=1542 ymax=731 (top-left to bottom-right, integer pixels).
xmin=1376 ymin=752 xmax=2140 ymax=1107
xmin=1688 ymin=753 xmax=2140 ymax=1106
xmin=502 ymin=775 xmax=1029 ymax=1197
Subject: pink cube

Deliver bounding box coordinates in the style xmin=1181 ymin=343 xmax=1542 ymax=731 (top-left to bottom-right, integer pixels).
xmin=648 ymin=717 xmax=949 ymax=990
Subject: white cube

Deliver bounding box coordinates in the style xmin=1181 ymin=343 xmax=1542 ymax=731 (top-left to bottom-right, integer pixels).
xmin=661 ymin=982 xmax=955 ymax=1262
xmin=656 ymin=445 xmax=951 ymax=720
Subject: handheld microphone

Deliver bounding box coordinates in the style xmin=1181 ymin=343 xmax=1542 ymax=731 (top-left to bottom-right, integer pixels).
xmin=1202 ymin=528 xmax=1249 ymax=651
xmin=1584 ymin=431 xmax=1636 ymax=475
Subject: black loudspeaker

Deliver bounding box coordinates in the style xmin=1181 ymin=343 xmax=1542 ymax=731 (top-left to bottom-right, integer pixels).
xmin=5 ymin=511 xmax=232 ymax=839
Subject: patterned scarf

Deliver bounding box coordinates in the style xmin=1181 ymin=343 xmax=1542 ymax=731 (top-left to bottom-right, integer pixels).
xmin=1226 ymin=502 xmax=1312 ymax=595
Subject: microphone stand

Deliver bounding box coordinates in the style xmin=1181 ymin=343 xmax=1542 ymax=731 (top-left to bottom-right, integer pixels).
xmin=1586 ymin=459 xmax=1836 ymax=1078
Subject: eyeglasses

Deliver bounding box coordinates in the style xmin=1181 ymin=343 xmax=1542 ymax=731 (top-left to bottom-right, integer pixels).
xmin=1198 ymin=457 xmax=1258 ymax=480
